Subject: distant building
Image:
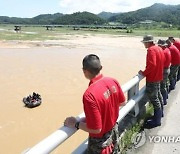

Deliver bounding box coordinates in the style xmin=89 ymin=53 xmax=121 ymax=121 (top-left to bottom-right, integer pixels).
xmin=108 ymin=22 xmax=120 ymax=25
xmin=139 ymin=20 xmax=154 ymax=24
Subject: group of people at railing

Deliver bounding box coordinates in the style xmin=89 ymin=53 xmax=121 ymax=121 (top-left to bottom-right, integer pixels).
xmin=139 ymin=35 xmax=180 ymax=130
xmin=63 ymin=35 xmax=180 ymax=154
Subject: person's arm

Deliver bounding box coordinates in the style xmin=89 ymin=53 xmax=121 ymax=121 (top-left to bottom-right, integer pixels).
xmin=64 ymin=116 xmax=101 ymax=134
xmin=78 ymin=121 xmax=101 ymax=134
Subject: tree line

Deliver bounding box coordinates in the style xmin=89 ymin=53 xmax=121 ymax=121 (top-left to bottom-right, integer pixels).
xmin=0 ymin=3 xmax=179 ymax=26
xmin=109 ymin=3 xmax=180 ymax=25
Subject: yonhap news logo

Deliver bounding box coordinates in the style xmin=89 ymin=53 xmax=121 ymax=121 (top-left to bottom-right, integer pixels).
xmin=131 ymin=131 xmax=147 ymax=148
xmin=149 ymin=135 xmax=180 ymax=143
xmin=130 ymin=132 xmax=180 ymax=149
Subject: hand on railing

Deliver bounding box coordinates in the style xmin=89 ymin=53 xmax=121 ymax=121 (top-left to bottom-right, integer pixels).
xmin=64 ymin=116 xmax=77 ymax=129
xmin=138 ymin=70 xmax=145 ymax=79
xmin=120 ymin=102 xmax=126 ymax=107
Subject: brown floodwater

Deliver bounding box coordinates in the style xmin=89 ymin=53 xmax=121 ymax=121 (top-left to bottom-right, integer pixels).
xmin=0 ymin=35 xmax=146 ymax=154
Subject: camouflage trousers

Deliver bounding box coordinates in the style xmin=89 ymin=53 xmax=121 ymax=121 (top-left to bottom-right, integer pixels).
xmin=169 ymin=65 xmax=179 ymax=82
xmin=86 ymin=123 xmax=120 ymax=154
xmin=145 ymin=82 xmax=163 ymax=110
xmin=160 ymin=68 xmax=170 ymax=96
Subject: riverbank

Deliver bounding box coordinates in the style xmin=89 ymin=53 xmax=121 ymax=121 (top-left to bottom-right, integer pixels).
xmin=0 ymin=24 xmax=180 ymax=42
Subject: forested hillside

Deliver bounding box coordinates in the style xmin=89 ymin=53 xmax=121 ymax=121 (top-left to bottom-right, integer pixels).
xmin=0 ymin=3 xmax=179 ymax=25
xmin=109 ymin=3 xmax=180 ymax=25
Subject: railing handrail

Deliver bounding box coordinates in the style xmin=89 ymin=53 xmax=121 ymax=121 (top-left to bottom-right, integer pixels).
xmin=24 ymin=74 xmax=144 ymax=154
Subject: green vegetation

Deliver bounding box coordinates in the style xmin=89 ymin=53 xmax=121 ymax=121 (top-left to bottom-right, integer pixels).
xmin=119 ymin=103 xmax=153 ymax=153
xmin=52 ymin=12 xmax=106 ymax=25
xmin=0 ymin=24 xmax=180 ymax=41
xmin=132 ymin=29 xmax=180 ymax=38
xmin=31 ymin=13 xmax=63 ymax=25
xmin=0 ymin=12 xmax=106 ymax=25
xmin=109 ymin=3 xmax=180 ymax=25
xmin=0 ymin=25 xmax=94 ymax=40
xmin=97 ymin=12 xmax=121 ymax=20
xmin=0 ymin=3 xmax=180 ymax=41
xmin=0 ymin=3 xmax=180 ymax=27
xmin=120 ymin=122 xmax=143 ymax=154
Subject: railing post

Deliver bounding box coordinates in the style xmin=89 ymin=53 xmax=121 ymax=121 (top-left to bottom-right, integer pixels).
xmin=128 ymin=83 xmax=140 ymax=117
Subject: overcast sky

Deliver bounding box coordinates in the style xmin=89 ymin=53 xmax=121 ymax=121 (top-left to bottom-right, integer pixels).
xmin=0 ymin=0 xmax=179 ymax=18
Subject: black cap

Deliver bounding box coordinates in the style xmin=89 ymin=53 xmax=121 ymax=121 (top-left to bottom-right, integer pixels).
xmin=157 ymin=39 xmax=168 ymax=46
xmin=141 ymin=35 xmax=154 ymax=43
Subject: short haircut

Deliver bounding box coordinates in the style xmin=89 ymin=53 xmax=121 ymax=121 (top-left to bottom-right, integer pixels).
xmin=82 ymin=54 xmax=102 ymax=75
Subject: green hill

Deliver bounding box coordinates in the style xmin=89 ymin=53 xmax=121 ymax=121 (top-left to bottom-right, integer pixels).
xmin=97 ymin=11 xmax=121 ymax=20
xmin=0 ymin=3 xmax=180 ymax=25
xmin=109 ymin=3 xmax=180 ymax=25
xmin=0 ymin=13 xmax=64 ymax=25
xmin=52 ymin=12 xmax=106 ymax=25
xmin=0 ymin=12 xmax=106 ymax=25
xmin=30 ymin=13 xmax=64 ymax=24
xmin=0 ymin=16 xmax=31 ymax=24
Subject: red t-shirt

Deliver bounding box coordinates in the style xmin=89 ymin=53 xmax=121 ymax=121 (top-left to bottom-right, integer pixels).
xmin=173 ymin=41 xmax=180 ymax=51
xmin=83 ymin=74 xmax=125 ymax=138
xmin=142 ymin=45 xmax=165 ymax=82
xmin=168 ymin=44 xmax=180 ymax=65
xmin=163 ymin=48 xmax=171 ymax=68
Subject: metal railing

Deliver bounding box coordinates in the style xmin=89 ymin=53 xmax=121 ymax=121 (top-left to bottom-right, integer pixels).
xmin=24 ymin=74 xmax=145 ymax=154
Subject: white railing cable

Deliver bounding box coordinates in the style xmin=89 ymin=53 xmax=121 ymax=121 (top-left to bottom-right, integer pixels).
xmin=121 ymin=74 xmax=144 ymax=93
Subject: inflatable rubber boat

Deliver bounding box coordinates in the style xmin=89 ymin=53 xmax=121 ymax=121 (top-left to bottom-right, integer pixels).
xmin=23 ymin=92 xmax=42 ymax=108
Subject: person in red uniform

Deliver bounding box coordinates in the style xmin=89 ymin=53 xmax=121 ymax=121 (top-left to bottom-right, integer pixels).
xmin=166 ymin=39 xmax=180 ymax=91
xmin=157 ymin=39 xmax=171 ymax=105
xmin=64 ymin=54 xmax=125 ymax=154
xmin=168 ymin=37 xmax=180 ymax=81
xmin=139 ymin=35 xmax=165 ymax=129
xmin=168 ymin=37 xmax=180 ymax=51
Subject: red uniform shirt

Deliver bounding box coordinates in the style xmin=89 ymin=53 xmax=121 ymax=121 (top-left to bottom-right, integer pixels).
xmin=163 ymin=48 xmax=171 ymax=68
xmin=173 ymin=41 xmax=180 ymax=51
xmin=83 ymin=74 xmax=125 ymax=138
xmin=168 ymin=44 xmax=180 ymax=65
xmin=142 ymin=45 xmax=165 ymax=82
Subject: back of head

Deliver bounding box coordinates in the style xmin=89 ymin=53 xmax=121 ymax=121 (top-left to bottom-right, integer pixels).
xmin=82 ymin=54 xmax=102 ymax=75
